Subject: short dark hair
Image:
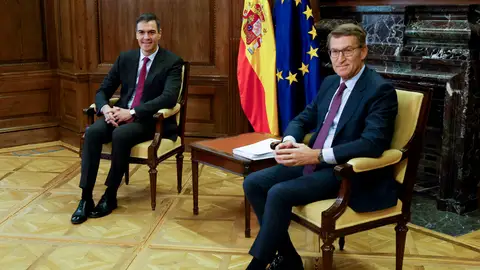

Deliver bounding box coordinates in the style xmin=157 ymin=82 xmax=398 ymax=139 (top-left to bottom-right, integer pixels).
xmin=136 ymin=13 xmax=161 ymax=31
xmin=327 ymin=23 xmax=366 ymax=48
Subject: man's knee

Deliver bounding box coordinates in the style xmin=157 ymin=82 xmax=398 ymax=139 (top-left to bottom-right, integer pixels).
xmin=266 ymin=184 xmax=289 ymax=203
xmin=243 ymin=171 xmax=263 ymax=196
xmin=111 ymin=126 xmax=139 ymax=149
xmin=84 ymin=121 xmax=107 ymax=142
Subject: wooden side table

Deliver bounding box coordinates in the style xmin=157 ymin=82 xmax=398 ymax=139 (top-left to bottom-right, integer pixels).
xmin=190 ymin=133 xmax=279 ymax=238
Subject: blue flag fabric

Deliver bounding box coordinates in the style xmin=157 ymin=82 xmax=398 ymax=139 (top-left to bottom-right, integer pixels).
xmin=274 ymin=0 xmax=322 ymax=134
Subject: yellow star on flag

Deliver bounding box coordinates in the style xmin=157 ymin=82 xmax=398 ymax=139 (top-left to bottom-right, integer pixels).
xmin=308 ymin=25 xmax=317 ymax=40
xmin=276 ymin=70 xmax=284 ymax=81
xmin=286 ymin=71 xmax=298 ymax=85
xmin=299 ymin=62 xmax=309 ymax=75
xmin=303 ymin=5 xmax=313 ymax=20
xmin=307 ymin=46 xmax=319 ymax=59
xmin=295 ymin=0 xmax=302 ymax=6
xmin=281 ymin=0 xmax=285 ymax=3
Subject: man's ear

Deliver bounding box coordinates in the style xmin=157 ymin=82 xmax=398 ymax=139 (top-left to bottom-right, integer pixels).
xmin=360 ymin=46 xmax=368 ymax=61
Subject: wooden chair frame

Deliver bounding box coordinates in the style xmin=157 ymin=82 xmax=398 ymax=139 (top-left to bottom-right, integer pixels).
xmin=292 ymin=88 xmax=432 ymax=270
xmin=79 ymin=62 xmax=190 ymax=210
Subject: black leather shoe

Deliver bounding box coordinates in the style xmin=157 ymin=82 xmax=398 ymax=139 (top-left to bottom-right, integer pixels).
xmin=267 ymin=254 xmax=303 ymax=270
xmin=88 ymin=195 xmax=117 ymax=218
xmin=71 ymin=199 xmax=95 ymax=224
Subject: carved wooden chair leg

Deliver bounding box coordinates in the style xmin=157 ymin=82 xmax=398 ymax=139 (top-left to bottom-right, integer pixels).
xmin=314 ymin=235 xmax=322 ymax=270
xmin=395 ymin=220 xmax=408 ymax=270
xmin=321 ymin=233 xmax=335 ymax=270
xmin=124 ymin=164 xmax=129 ymax=185
xmin=176 ymin=152 xmax=184 ymax=194
xmin=339 ymin=236 xmax=345 ymax=251
xmin=148 ymin=164 xmax=158 ymax=211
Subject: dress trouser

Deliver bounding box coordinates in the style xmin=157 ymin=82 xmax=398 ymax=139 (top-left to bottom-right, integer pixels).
xmin=79 ymin=118 xmax=155 ymax=190
xmin=243 ymin=164 xmax=340 ymax=262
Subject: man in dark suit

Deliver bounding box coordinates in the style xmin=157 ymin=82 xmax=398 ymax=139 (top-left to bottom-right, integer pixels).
xmin=243 ymin=24 xmax=398 ymax=269
xmin=71 ymin=13 xmax=183 ymax=224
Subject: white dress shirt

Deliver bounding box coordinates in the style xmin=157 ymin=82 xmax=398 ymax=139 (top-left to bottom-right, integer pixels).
xmin=284 ymin=64 xmax=366 ymax=164
xmin=127 ymin=46 xmax=160 ymax=108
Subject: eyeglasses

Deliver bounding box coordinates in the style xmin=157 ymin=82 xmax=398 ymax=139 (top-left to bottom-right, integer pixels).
xmin=328 ymin=46 xmax=362 ymax=59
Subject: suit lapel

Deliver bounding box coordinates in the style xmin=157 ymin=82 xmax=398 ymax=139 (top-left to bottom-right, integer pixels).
xmin=142 ymin=47 xmax=165 ymax=99
xmin=334 ymin=68 xmax=368 ymax=138
xmin=126 ymin=50 xmax=140 ymax=100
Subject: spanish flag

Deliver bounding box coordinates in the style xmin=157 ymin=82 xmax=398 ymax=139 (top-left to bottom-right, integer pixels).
xmin=237 ymin=0 xmax=279 ymax=135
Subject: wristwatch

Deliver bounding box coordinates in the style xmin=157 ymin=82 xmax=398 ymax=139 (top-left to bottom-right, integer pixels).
xmin=129 ymin=109 xmax=135 ymax=116
xmin=317 ymin=150 xmax=324 ymax=163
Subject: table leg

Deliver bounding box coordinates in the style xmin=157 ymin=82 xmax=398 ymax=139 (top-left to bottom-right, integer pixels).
xmin=192 ymin=159 xmax=199 ymax=215
xmin=244 ymin=194 xmax=251 ymax=238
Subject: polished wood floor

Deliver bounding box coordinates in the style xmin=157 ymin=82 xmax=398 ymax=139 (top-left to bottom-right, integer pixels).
xmin=0 ymin=142 xmax=479 ymax=269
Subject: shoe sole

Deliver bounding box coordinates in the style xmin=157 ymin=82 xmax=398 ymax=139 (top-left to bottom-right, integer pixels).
xmin=88 ymin=206 xmax=117 ymax=218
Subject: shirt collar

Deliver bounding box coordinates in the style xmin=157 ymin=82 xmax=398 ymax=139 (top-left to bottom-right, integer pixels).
xmin=341 ymin=64 xmax=366 ymax=90
xmin=140 ymin=45 xmax=159 ymax=62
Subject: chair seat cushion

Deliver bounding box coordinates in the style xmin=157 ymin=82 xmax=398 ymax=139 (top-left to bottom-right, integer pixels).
xmin=102 ymin=137 xmax=181 ymax=159
xmin=292 ymin=199 xmax=402 ymax=230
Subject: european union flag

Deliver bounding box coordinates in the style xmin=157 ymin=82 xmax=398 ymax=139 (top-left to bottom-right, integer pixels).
xmin=274 ymin=0 xmax=322 ymax=133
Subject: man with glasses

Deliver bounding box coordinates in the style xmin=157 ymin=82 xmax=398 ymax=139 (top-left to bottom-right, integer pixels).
xmin=71 ymin=13 xmax=183 ymax=224
xmin=243 ymin=23 xmax=398 ymax=269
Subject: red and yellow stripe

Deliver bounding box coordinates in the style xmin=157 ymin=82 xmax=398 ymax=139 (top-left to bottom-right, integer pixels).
xmin=237 ymin=0 xmax=279 ymax=135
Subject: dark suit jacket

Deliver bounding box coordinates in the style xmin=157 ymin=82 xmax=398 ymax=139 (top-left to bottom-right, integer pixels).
xmin=284 ymin=66 xmax=398 ymax=212
xmin=95 ymin=47 xmax=184 ymax=141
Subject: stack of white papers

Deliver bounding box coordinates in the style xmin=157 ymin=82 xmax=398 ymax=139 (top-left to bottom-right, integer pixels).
xmin=233 ymin=138 xmax=280 ymax=160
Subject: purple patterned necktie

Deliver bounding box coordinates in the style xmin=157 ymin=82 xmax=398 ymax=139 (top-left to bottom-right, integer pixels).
xmin=303 ymin=82 xmax=347 ymax=175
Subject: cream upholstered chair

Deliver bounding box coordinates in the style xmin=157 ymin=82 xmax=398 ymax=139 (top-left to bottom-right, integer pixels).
xmin=292 ymin=89 xmax=432 ymax=270
xmin=80 ymin=62 xmax=190 ymax=210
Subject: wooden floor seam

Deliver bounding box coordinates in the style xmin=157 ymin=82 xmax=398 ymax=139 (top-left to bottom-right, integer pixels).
xmin=0 ymin=142 xmax=478 ymax=270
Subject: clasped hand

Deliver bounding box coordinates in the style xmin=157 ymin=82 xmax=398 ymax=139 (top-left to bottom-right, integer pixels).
xmin=102 ymin=106 xmax=133 ymax=127
xmin=274 ymin=141 xmax=321 ymax=167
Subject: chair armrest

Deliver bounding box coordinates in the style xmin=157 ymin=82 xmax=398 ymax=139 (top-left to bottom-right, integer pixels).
xmin=83 ymin=98 xmax=120 ymax=115
xmin=149 ymin=103 xmax=181 ymax=161
xmin=82 ymin=104 xmax=96 ymax=126
xmin=303 ymin=133 xmax=314 ymax=144
xmin=346 ymin=149 xmax=403 ymax=173
xmin=319 ymin=149 xmax=403 ymax=228
xmin=83 ymin=104 xmax=96 ymax=116
xmin=82 ymin=98 xmax=122 ymax=125
xmin=321 ymin=165 xmax=353 ymax=229
xmin=153 ymin=103 xmax=181 ymax=119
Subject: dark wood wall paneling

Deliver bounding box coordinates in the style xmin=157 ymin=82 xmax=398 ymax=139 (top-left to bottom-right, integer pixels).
xmin=2 ymin=0 xmax=474 ymax=149
xmin=0 ymin=0 xmax=59 ymax=148
xmin=0 ymin=0 xmax=250 ymax=148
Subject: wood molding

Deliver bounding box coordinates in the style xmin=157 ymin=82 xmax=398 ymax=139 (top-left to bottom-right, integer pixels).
xmin=56 ymin=70 xmax=90 ymax=83
xmin=0 ymin=126 xmax=58 ymax=149
xmin=0 ymin=70 xmax=57 ymax=134
xmin=58 ymin=126 xmax=81 ymax=148
xmin=0 ymin=62 xmax=50 ymax=74
xmin=0 ymin=123 xmax=58 ymax=134
xmin=0 ymin=70 xmax=54 ymax=85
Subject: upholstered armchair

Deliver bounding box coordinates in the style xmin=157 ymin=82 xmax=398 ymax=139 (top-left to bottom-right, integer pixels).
xmin=80 ymin=62 xmax=190 ymax=211
xmin=292 ymin=89 xmax=432 ymax=270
